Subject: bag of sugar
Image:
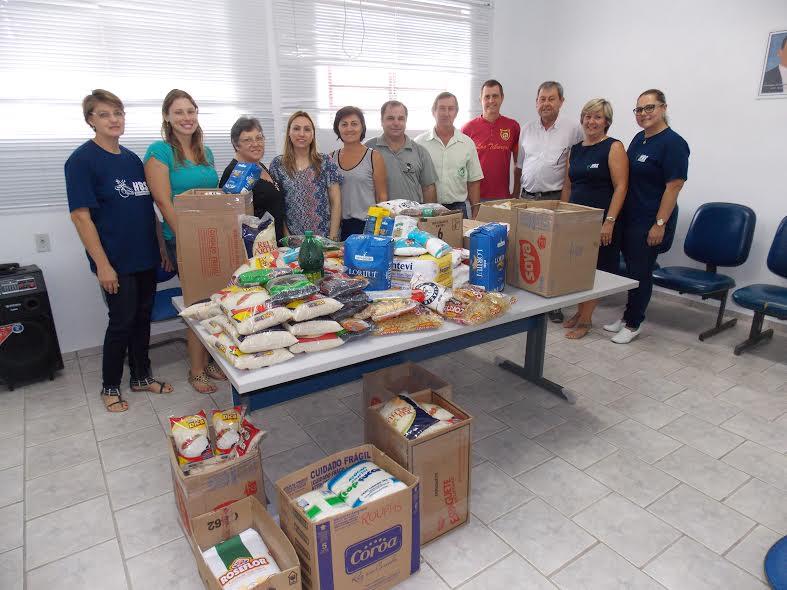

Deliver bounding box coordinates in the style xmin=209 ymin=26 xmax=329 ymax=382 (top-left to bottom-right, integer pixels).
xmin=202 ymin=528 xmax=280 ymax=590
xmin=327 ymin=460 xmax=407 ymax=508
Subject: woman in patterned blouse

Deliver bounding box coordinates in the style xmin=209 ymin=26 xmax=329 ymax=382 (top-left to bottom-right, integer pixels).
xmin=269 ymin=111 xmax=342 ymax=239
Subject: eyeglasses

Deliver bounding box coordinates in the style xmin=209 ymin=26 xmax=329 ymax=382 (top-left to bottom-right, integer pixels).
xmin=91 ymin=110 xmax=125 ymax=120
xmin=632 ymin=103 xmax=662 ymax=115
xmin=239 ymin=136 xmax=265 ymax=146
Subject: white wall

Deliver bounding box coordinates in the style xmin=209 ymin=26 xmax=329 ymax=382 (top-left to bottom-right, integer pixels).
xmin=491 ymin=0 xmax=787 ymax=319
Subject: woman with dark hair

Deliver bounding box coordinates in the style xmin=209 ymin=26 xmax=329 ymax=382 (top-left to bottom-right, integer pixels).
xmin=605 ymin=89 xmax=689 ymax=344
xmin=269 ymin=111 xmax=342 ymax=240
xmin=219 ymin=117 xmax=285 ymax=241
xmin=66 ymin=89 xmax=173 ymax=412
xmin=144 ymin=89 xmax=225 ymax=393
xmin=330 ymin=106 xmax=387 ymax=239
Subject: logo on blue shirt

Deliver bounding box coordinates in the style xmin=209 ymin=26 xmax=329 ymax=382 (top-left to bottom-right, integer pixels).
xmin=114 ymin=179 xmax=150 ymax=199
xmin=637 ymin=154 xmax=648 ymax=163
xmin=589 ymin=163 xmax=599 ymax=169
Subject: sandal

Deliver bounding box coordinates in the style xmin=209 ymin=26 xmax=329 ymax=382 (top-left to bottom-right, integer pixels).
xmin=565 ymin=322 xmax=593 ymax=340
xmin=188 ymin=371 xmax=217 ymax=394
xmin=101 ymin=387 xmax=128 ymax=413
xmin=205 ymin=361 xmax=227 ymax=381
xmin=562 ymin=313 xmax=581 ymax=329
xmin=130 ymin=376 xmax=173 ymax=394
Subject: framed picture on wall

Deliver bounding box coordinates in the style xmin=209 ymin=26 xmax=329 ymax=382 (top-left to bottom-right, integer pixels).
xmin=759 ymin=30 xmax=787 ymax=97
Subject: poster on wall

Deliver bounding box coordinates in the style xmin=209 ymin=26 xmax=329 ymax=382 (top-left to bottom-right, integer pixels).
xmin=759 ymin=30 xmax=787 ymax=97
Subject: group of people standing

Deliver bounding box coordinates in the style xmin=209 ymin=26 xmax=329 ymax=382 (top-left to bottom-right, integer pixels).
xmin=65 ymin=79 xmax=688 ymax=412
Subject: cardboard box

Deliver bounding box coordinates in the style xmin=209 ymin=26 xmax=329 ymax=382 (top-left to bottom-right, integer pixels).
xmin=174 ymin=189 xmax=253 ymax=305
xmin=512 ymin=200 xmax=603 ymax=297
xmin=169 ymin=432 xmax=266 ymax=535
xmin=476 ymin=199 xmax=530 ymax=287
xmin=410 ymin=211 xmax=463 ymax=248
xmin=189 ymin=496 xmax=302 ymax=590
xmin=276 ymin=444 xmax=420 ymax=590
xmin=362 ymin=362 xmax=452 ymax=428
xmin=366 ymin=390 xmax=472 ymax=544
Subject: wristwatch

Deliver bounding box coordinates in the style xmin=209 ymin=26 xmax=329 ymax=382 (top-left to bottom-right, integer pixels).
xmin=656 ymin=218 xmax=665 ymax=227
xmin=605 ymin=216 xmax=616 ymax=223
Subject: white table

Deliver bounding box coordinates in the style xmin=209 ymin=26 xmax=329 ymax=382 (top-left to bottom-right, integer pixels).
xmin=174 ymin=271 xmax=636 ymax=410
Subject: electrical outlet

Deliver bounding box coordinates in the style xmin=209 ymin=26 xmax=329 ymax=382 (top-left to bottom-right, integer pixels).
xmin=35 ymin=233 xmax=51 ymax=253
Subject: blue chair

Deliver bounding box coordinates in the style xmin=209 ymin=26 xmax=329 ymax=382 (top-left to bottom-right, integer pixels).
xmin=150 ymin=267 xmax=186 ymax=349
xmin=652 ymin=203 xmax=756 ymax=341
xmin=732 ymin=216 xmax=787 ymax=355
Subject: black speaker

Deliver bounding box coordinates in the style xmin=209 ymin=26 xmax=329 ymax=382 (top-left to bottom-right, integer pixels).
xmin=0 ymin=263 xmax=64 ymax=391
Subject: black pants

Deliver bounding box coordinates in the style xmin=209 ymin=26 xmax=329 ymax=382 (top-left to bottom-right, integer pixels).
xmin=621 ymin=222 xmax=672 ymax=330
xmin=443 ymin=201 xmax=469 ymax=219
xmin=102 ymin=268 xmax=157 ymax=389
xmin=340 ymin=218 xmax=367 ymax=241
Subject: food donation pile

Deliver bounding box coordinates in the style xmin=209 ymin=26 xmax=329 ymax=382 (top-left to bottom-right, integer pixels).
xmin=178 ymin=200 xmax=515 ymax=371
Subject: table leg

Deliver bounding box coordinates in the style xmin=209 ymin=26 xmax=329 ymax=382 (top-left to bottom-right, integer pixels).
xmin=498 ymin=313 xmax=575 ymax=403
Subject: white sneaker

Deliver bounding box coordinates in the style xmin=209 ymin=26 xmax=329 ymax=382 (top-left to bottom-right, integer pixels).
xmin=603 ymin=318 xmax=625 ymax=333
xmin=611 ymin=326 xmax=641 ymax=344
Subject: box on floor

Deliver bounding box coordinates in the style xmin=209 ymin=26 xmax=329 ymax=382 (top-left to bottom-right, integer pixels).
xmin=189 ymin=495 xmax=302 ymax=590
xmin=366 ymin=389 xmax=472 ymax=544
xmin=362 ymin=361 xmax=452 ymax=419
xmin=276 ymin=444 xmax=420 ymax=590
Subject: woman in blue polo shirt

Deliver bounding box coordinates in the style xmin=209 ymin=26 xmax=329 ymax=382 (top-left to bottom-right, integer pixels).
xmin=144 ymin=89 xmax=224 ymax=393
xmin=605 ymin=89 xmax=689 ymax=344
xmin=66 ymin=89 xmax=173 ymax=412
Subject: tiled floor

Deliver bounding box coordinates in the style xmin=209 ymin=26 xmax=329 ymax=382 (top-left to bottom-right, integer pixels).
xmin=1 ymin=294 xmax=785 ymax=589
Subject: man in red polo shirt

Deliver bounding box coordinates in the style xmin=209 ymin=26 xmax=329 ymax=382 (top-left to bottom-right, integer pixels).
xmin=461 ymin=79 xmax=521 ymax=200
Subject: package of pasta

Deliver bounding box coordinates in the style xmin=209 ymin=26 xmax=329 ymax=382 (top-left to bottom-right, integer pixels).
xmin=338 ymin=319 xmax=373 ymax=342
xmin=237 ymin=267 xmax=297 ymax=288
xmin=442 ymin=283 xmax=515 ymax=325
xmin=373 ymin=305 xmax=443 ymax=335
xmin=211 ymin=406 xmax=243 ymax=455
xmin=170 ymin=410 xmax=213 ymax=467
xmin=377 ymin=395 xmax=439 ymax=439
xmin=179 ymin=300 xmax=221 ymax=321
xmin=318 ymin=274 xmax=368 ymax=298
xmin=289 ymin=333 xmax=345 ymax=354
xmin=211 ymin=332 xmax=294 ymax=370
xmin=267 ymin=274 xmax=319 ymax=305
xmin=369 ymin=297 xmax=420 ymax=322
xmin=286 ymin=294 xmax=343 ymax=322
xmin=283 ymin=319 xmax=343 ymax=337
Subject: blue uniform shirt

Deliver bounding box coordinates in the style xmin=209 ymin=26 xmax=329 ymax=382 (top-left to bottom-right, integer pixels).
xmin=65 ymin=140 xmax=159 ymax=274
xmin=625 ymin=127 xmax=689 ymax=223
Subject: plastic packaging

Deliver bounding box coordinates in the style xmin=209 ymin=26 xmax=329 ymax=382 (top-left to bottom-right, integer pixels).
xmin=410 ymin=275 xmax=452 ymax=314
xmin=318 ymin=274 xmax=368 ymax=298
xmin=393 ymin=238 xmax=428 ymax=257
xmin=237 ymin=267 xmax=296 ymax=287
xmin=179 ymin=300 xmax=221 ymax=321
xmin=363 ymin=206 xmax=392 ymax=236
xmin=296 ymin=489 xmax=350 ymax=522
xmin=442 ymin=283 xmax=516 ymax=325
xmin=201 ymin=528 xmax=280 ymax=590
xmin=343 ymin=234 xmax=394 ymax=290
xmin=287 ymin=294 xmax=343 ymax=322
xmin=407 ymin=228 xmax=451 ymax=258
xmin=279 ymin=235 xmax=341 ymax=251
xmin=392 ymin=215 xmax=419 ymax=239
xmin=376 ymin=199 xmax=421 ymax=216
xmin=391 ymin=252 xmax=452 ymax=289
xmin=369 ymin=298 xmax=419 ymax=322
xmin=222 ymin=161 xmax=261 ymax=194
xmin=211 ymin=407 xmax=243 ymax=455
xmin=373 ymin=305 xmax=443 ymax=335
xmin=289 ymin=333 xmax=345 ymax=354
xmin=266 ymin=274 xmax=319 ymax=305
xmin=170 ymin=410 xmax=213 ymax=467
xmin=378 ymin=395 xmax=439 ymax=439
xmin=284 ymin=319 xmax=343 ymax=337
xmin=299 ymin=230 xmax=324 ymax=283
xmin=327 ymin=461 xmax=408 ymax=508
xmin=469 ymin=222 xmax=507 ymax=292
xmin=252 ymin=212 xmax=277 ymax=257
xmin=235 ymin=418 xmax=264 ymax=457
xmin=211 ymin=332 xmax=294 ymax=369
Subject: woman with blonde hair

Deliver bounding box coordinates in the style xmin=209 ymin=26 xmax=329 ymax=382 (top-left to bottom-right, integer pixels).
xmin=269 ymin=111 xmax=342 ymax=239
xmin=560 ymin=97 xmax=628 ymax=339
xmin=144 ymin=89 xmax=226 ymax=393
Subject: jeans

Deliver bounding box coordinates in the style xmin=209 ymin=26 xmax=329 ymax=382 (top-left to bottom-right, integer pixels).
xmin=102 ymin=268 xmax=157 ymax=389
xmin=443 ymin=201 xmax=469 ymax=219
xmin=621 ymin=222 xmax=673 ymax=329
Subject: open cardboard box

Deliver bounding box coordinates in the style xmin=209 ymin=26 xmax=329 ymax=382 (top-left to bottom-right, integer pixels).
xmin=409 ymin=211 xmax=463 ymax=248
xmin=276 ymin=444 xmax=420 ymax=590
xmin=366 ymin=390 xmax=472 ymax=544
xmin=188 ymin=495 xmax=301 ymax=590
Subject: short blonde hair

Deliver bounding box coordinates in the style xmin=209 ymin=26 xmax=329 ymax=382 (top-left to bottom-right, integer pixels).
xmin=82 ymin=89 xmax=124 ymax=125
xmin=581 ymin=98 xmax=613 ymax=132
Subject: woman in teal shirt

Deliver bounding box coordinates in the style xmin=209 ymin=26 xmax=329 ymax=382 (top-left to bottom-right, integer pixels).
xmin=144 ymin=89 xmax=224 ymax=394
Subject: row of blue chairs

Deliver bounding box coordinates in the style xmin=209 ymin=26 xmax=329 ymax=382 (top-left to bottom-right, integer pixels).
xmin=652 ymin=203 xmax=786 ymax=355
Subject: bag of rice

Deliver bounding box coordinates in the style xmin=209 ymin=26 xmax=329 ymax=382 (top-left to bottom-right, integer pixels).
xmin=284 ymin=319 xmax=343 ymax=337
xmin=287 ymin=294 xmax=343 ymax=322
xmin=170 ymin=410 xmax=213 ymax=466
xmin=207 ymin=315 xmax=297 ymax=353
xmin=211 ymin=407 xmax=243 ymax=455
xmin=202 ymin=528 xmax=280 ymax=590
xmin=267 ymin=275 xmax=319 ymax=306
xmin=215 ymin=287 xmax=270 ymax=315
xmin=179 ymin=300 xmax=221 ymax=320
xmin=327 ymin=461 xmax=408 ymax=508
xmin=377 ymin=395 xmax=439 ymax=439
xmin=289 ymin=333 xmax=345 ymax=354
xmin=296 ymin=489 xmax=351 ymax=522
xmin=252 ymin=212 xmax=277 ymax=257
xmin=233 ymin=305 xmax=294 ymax=336
xmin=211 ymin=332 xmax=294 ymax=370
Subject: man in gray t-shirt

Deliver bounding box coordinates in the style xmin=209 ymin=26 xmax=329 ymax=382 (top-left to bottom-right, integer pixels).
xmin=365 ymin=101 xmax=437 ymax=203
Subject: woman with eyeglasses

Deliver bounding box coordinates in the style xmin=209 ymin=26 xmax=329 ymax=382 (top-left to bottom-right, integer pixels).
xmin=144 ymin=89 xmax=227 ymax=393
xmin=65 ymin=89 xmax=173 ymax=412
xmin=330 ymin=106 xmax=388 ymax=240
xmin=559 ymin=98 xmax=628 ymax=339
xmin=219 ymin=117 xmax=285 ymax=241
xmin=605 ymin=89 xmax=690 ymax=344
xmin=269 ymin=111 xmax=343 ymax=240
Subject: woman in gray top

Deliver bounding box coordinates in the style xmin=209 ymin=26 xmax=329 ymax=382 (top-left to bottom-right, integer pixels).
xmin=331 ymin=106 xmax=388 ymax=240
